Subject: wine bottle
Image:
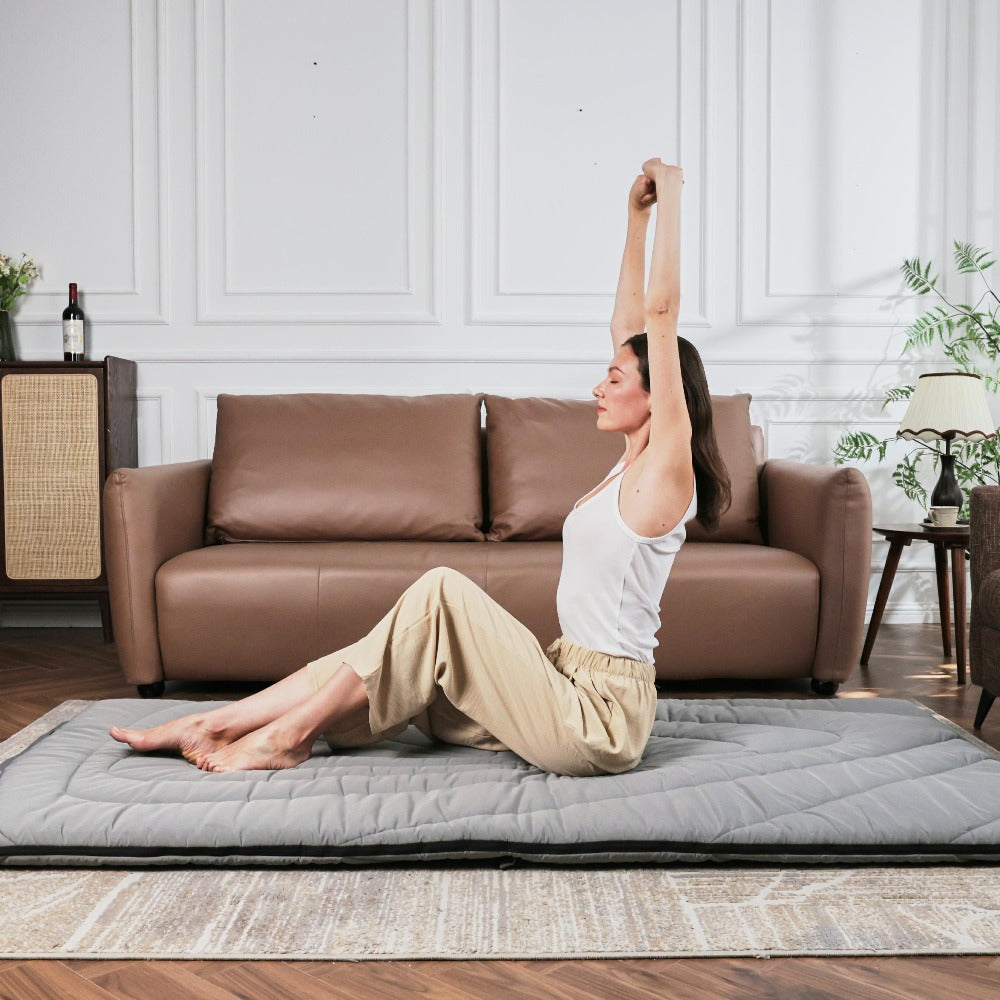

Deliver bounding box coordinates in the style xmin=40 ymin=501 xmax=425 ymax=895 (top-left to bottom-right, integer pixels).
xmin=62 ymin=283 xmax=85 ymax=361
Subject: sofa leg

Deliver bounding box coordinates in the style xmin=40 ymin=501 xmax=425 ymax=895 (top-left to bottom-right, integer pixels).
xmin=137 ymin=682 xmax=165 ymax=699
xmin=974 ymin=689 xmax=996 ymax=729
xmin=810 ymin=679 xmax=839 ymax=697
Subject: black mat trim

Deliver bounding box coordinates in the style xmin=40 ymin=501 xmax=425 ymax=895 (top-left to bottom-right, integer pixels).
xmin=4 ymin=838 xmax=999 ymax=862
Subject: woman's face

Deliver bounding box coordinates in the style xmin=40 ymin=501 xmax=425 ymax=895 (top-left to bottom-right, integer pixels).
xmin=593 ymin=345 xmax=651 ymax=434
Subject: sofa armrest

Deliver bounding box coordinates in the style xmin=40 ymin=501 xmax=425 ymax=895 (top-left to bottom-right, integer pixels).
xmin=970 ymin=486 xmax=1000 ymax=681
xmin=104 ymin=461 xmax=212 ymax=686
xmin=761 ymin=460 xmax=872 ymax=684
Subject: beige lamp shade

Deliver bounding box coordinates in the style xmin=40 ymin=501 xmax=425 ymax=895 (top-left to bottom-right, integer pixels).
xmin=897 ymin=372 xmax=995 ymax=442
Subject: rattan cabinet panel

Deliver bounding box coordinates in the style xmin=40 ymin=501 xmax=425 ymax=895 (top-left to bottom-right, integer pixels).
xmin=0 ymin=358 xmax=137 ymax=639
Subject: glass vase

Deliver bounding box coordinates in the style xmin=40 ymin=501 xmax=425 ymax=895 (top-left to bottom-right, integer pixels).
xmin=0 ymin=310 xmax=16 ymax=362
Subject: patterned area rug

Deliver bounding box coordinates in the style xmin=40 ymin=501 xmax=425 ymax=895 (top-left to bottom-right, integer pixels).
xmin=2 ymin=703 xmax=1000 ymax=960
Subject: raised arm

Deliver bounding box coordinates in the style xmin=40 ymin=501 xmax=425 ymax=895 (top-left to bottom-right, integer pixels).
xmin=642 ymin=158 xmax=691 ymax=468
xmin=610 ymin=174 xmax=656 ymax=350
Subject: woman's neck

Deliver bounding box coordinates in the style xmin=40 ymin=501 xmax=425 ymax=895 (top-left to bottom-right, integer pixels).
xmin=622 ymin=428 xmax=650 ymax=468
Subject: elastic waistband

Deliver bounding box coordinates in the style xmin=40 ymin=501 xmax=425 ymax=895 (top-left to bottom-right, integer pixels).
xmin=547 ymin=636 xmax=656 ymax=683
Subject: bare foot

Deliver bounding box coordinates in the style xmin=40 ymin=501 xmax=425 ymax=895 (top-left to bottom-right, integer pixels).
xmin=109 ymin=713 xmax=237 ymax=767
xmin=200 ymin=722 xmax=313 ymax=773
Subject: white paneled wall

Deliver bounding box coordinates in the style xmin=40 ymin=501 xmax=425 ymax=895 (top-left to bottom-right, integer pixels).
xmin=1 ymin=0 xmax=998 ymax=626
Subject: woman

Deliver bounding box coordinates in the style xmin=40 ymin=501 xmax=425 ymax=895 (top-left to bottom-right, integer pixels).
xmin=110 ymin=158 xmax=730 ymax=776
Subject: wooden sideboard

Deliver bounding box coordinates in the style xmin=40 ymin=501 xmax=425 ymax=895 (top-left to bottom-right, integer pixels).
xmin=0 ymin=357 xmax=137 ymax=640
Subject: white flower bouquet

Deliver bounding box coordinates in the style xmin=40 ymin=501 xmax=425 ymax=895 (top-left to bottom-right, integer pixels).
xmin=0 ymin=252 xmax=41 ymax=312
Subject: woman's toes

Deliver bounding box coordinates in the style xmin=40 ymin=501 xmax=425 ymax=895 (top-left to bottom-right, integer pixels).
xmin=110 ymin=726 xmax=148 ymax=749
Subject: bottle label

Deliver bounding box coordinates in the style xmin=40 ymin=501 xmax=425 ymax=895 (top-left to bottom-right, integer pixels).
xmin=63 ymin=319 xmax=83 ymax=354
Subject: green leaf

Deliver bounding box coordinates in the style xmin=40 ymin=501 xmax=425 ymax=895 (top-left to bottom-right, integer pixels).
xmin=903 ymin=305 xmax=952 ymax=350
xmin=891 ymin=452 xmax=929 ymax=506
xmin=881 ymin=385 xmax=914 ymax=412
xmin=901 ymin=257 xmax=937 ymax=294
xmin=833 ymin=430 xmax=890 ymax=465
xmin=955 ymin=241 xmax=996 ymax=274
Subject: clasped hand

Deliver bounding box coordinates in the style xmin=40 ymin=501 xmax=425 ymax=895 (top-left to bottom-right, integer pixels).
xmin=628 ymin=157 xmax=684 ymax=212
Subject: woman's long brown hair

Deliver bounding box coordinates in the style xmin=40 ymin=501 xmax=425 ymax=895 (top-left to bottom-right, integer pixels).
xmin=623 ymin=333 xmax=732 ymax=532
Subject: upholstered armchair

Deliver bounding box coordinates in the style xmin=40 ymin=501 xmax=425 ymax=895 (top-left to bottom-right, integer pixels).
xmin=969 ymin=486 xmax=1000 ymax=727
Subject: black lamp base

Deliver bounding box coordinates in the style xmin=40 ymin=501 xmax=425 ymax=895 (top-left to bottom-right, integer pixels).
xmin=930 ymin=452 xmax=964 ymax=509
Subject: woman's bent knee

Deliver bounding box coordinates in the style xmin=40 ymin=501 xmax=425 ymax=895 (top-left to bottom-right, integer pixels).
xmin=421 ymin=565 xmax=463 ymax=583
xmin=415 ymin=565 xmax=477 ymax=597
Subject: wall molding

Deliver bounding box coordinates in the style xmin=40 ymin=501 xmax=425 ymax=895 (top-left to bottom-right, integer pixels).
xmin=136 ymin=387 xmax=171 ymax=466
xmin=195 ymin=0 xmax=439 ymax=324
xmin=736 ymin=0 xmax=956 ymax=328
xmin=16 ymin=0 xmax=167 ymax=325
xmin=58 ymin=350 xmax=964 ymax=370
xmin=74 ymin=348 xmax=965 ymax=368
xmin=469 ymin=0 xmax=710 ymax=326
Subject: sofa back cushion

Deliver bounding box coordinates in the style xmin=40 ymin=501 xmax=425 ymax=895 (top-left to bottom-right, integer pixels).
xmin=207 ymin=393 xmax=484 ymax=542
xmin=684 ymin=394 xmax=763 ymax=543
xmin=484 ymin=393 xmax=763 ymax=543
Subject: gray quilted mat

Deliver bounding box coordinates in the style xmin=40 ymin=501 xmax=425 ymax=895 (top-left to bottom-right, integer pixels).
xmin=2 ymin=697 xmax=1000 ymax=866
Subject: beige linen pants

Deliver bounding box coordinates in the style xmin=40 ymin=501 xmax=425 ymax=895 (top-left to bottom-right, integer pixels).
xmin=306 ymin=567 xmax=657 ymax=776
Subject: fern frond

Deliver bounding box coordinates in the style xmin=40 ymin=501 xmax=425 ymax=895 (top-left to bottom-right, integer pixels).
xmin=983 ymin=319 xmax=1000 ymax=357
xmin=901 ymin=257 xmax=937 ymax=295
xmin=833 ymin=430 xmax=890 ymax=465
xmin=951 ymin=439 xmax=1000 ymax=488
xmin=881 ymin=385 xmax=914 ymax=411
xmin=891 ymin=452 xmax=928 ymax=506
xmin=954 ymin=240 xmax=996 ymax=274
xmin=943 ymin=339 xmax=973 ymax=367
xmin=902 ymin=305 xmax=952 ymax=352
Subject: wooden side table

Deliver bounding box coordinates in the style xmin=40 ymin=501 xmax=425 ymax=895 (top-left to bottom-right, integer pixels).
xmin=861 ymin=523 xmax=971 ymax=683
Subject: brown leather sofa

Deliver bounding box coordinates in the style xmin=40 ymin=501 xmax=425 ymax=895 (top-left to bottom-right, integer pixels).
xmin=104 ymin=392 xmax=872 ymax=698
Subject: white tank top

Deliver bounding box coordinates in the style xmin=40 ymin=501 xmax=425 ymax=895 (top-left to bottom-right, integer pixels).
xmin=556 ymin=460 xmax=697 ymax=663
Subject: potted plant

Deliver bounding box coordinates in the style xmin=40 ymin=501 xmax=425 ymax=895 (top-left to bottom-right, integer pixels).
xmin=0 ymin=252 xmax=41 ymax=362
xmin=834 ymin=242 xmax=1000 ymax=518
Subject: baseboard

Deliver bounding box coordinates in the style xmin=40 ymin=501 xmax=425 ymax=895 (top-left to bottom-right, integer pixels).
xmin=0 ymin=600 xmax=102 ymax=628
xmin=876 ymin=602 xmax=971 ymax=625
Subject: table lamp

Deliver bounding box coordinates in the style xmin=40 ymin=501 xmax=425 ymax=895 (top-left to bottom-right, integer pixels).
xmin=896 ymin=371 xmax=995 ymax=513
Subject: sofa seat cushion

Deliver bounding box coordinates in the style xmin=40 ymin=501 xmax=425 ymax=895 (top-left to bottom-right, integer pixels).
xmin=483 ymin=542 xmax=564 ymax=649
xmin=207 ymin=393 xmax=485 ymax=543
xmin=658 ymin=544 xmax=819 ymax=680
xmin=155 ymin=541 xmax=818 ymax=685
xmin=484 ymin=542 xmax=819 ymax=680
xmin=156 ymin=542 xmax=489 ymax=681
xmin=484 ymin=394 xmax=763 ymax=544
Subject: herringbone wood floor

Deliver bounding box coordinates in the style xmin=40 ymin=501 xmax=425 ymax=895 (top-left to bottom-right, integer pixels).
xmin=1 ymin=623 xmax=999 ymax=998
